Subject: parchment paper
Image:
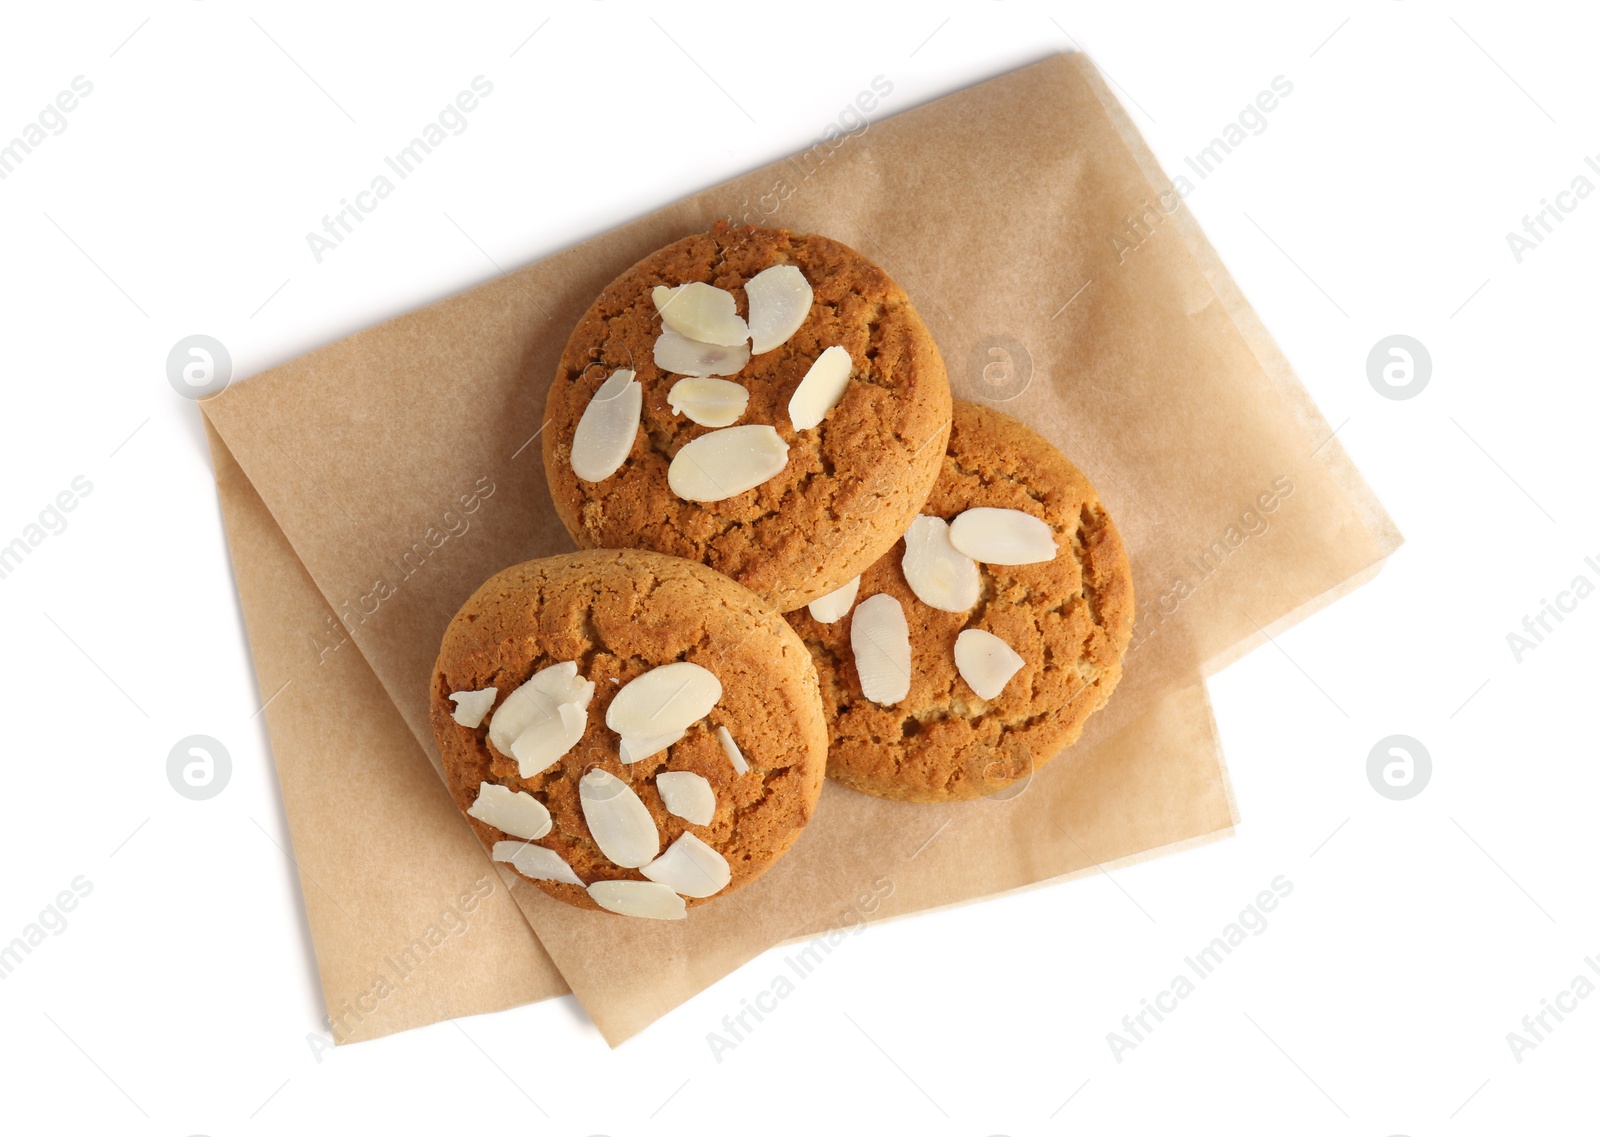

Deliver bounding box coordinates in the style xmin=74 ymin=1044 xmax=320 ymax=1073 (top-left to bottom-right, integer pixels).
xmin=207 ymin=419 xmax=569 ymax=1043
xmin=209 ymin=422 xmax=1225 ymax=1045
xmin=201 ymin=52 xmax=1399 ymax=1045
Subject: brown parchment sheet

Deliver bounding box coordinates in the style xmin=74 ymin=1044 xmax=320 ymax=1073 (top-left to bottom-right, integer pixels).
xmin=209 ymin=397 xmax=1225 ymax=1043
xmin=200 ymin=52 xmax=1399 ymax=1045
xmin=206 ymin=448 xmax=1223 ymax=1044
xmin=205 ymin=419 xmax=569 ymax=1044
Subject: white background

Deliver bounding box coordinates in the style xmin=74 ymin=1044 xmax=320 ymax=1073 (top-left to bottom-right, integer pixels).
xmin=1 ymin=2 xmax=1595 ymax=1133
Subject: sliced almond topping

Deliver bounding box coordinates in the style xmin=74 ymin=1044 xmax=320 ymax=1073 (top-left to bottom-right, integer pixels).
xmin=467 ymin=783 xmax=552 ymax=840
xmin=488 ymin=661 xmax=595 ymax=755
xmin=448 ymin=687 xmax=497 ymax=728
xmin=716 ymin=725 xmax=749 ymax=774
xmin=806 ymin=575 xmax=860 ymax=624
xmin=787 ymin=346 xmax=853 ymax=430
xmin=606 ymin=662 xmax=721 ymax=737
xmin=578 ymin=769 xmax=660 ymax=868
xmin=948 ymin=507 xmax=1057 ymax=565
xmin=654 ymin=330 xmax=750 ymax=376
xmin=655 ymin=771 xmax=715 ymax=825
xmin=569 ymin=369 xmax=641 ymax=482
xmin=618 ymin=728 xmax=686 ymax=764
xmin=667 ymin=425 xmax=789 ymax=502
xmin=652 ymin=282 xmax=749 ymax=347
xmin=667 ymin=377 xmax=749 ymax=427
xmin=641 ymin=832 xmax=731 ymax=898
xmin=901 ymin=516 xmax=980 ymax=612
xmin=954 ymin=628 xmax=1026 ymax=700
xmin=509 ymin=701 xmax=586 ymax=778
xmin=850 ymin=594 xmax=911 ymax=705
xmin=746 ymin=264 xmax=812 ymax=354
xmin=492 ymin=840 xmax=584 ymax=886
xmin=587 ymin=879 xmax=686 ymax=920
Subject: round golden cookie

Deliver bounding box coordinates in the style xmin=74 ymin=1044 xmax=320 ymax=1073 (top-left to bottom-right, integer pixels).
xmin=785 ymin=402 xmax=1135 ymax=803
xmin=542 ymin=223 xmax=951 ymax=613
xmin=430 ymin=549 xmax=828 ymax=913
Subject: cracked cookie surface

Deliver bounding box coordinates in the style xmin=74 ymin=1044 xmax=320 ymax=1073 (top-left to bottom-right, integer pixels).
xmin=431 ymin=549 xmax=828 ymax=911
xmin=542 ymin=223 xmax=952 ymax=613
xmin=785 ymin=402 xmax=1135 ymax=803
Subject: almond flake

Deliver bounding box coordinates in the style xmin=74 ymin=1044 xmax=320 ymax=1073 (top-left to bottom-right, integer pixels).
xmin=667 ymin=377 xmax=748 ymax=427
xmin=618 ymin=728 xmax=686 ymax=764
xmin=578 ymin=769 xmax=660 ymax=868
xmin=716 ymin=725 xmax=749 ymax=774
xmin=467 ymin=783 xmax=552 ymax=840
xmin=606 ymin=662 xmax=721 ymax=737
xmin=901 ymin=516 xmax=980 ymax=612
xmin=954 ymin=628 xmax=1026 ymax=700
xmin=667 ymin=425 xmax=789 ymax=502
xmin=746 ymin=264 xmax=812 ymax=354
xmin=509 ymin=701 xmax=586 ymax=778
xmin=492 ymin=840 xmax=584 ymax=886
xmin=850 ymin=594 xmax=911 ymax=705
xmin=587 ymin=879 xmax=686 ymax=920
xmin=655 ymin=771 xmax=715 ymax=825
xmin=448 ymin=687 xmax=497 ymax=728
xmin=806 ymin=576 xmax=860 ymax=624
xmin=652 ymin=283 xmax=749 ymax=347
xmin=488 ymin=662 xmax=595 ymax=756
xmin=654 ymin=330 xmax=750 ymax=376
xmin=948 ymin=507 xmax=1057 ymax=565
xmin=569 ymin=369 xmax=641 ymax=482
xmin=641 ymin=832 xmax=731 ymax=898
xmin=787 ymin=346 xmax=853 ymax=430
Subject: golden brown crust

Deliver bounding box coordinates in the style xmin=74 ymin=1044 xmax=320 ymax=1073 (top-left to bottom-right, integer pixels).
xmin=785 ymin=402 xmax=1135 ymax=802
xmin=430 ymin=549 xmax=829 ymax=911
xmin=542 ymin=223 xmax=952 ymax=613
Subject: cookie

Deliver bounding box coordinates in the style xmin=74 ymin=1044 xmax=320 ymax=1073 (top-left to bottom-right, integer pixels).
xmin=785 ymin=402 xmax=1135 ymax=803
xmin=430 ymin=549 xmax=828 ymax=916
xmin=542 ymin=223 xmax=951 ymax=613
